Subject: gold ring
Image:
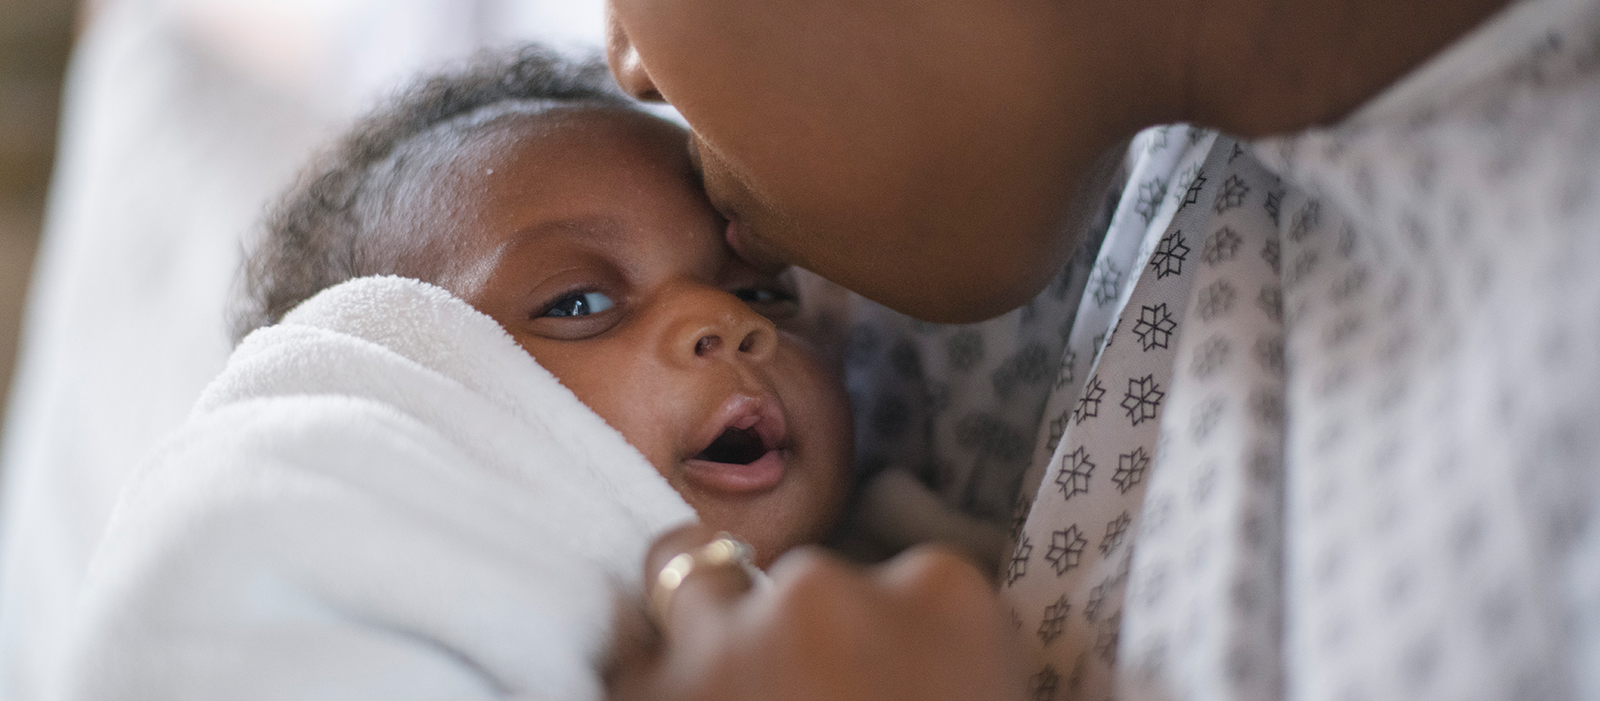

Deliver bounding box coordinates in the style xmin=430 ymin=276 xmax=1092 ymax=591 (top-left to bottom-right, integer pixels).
xmin=650 ymin=533 xmax=760 ymax=628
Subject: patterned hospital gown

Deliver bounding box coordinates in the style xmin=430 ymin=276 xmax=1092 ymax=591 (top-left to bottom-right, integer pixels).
xmin=841 ymin=0 xmax=1600 ymax=698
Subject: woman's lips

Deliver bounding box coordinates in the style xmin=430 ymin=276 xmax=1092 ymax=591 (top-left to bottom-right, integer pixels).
xmin=724 ymin=216 xmax=785 ymax=274
xmin=724 ymin=217 xmax=751 ymax=260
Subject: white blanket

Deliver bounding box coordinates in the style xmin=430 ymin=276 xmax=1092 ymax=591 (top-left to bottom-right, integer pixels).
xmin=56 ymin=276 xmax=696 ymax=701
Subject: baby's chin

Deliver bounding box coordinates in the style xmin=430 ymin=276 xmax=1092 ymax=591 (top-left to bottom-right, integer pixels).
xmin=682 ymin=484 xmax=840 ymax=568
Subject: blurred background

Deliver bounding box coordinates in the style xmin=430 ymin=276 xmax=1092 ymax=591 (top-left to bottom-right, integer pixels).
xmin=0 ymin=0 xmax=75 ymax=425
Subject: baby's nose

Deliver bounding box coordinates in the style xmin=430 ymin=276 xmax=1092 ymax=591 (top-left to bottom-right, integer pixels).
xmin=692 ymin=327 xmax=766 ymax=357
xmin=666 ymin=287 xmax=776 ymax=366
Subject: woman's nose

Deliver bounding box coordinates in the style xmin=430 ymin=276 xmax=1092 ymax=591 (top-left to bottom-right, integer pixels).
xmin=662 ymin=286 xmax=777 ymax=368
xmin=605 ymin=8 xmax=665 ymax=102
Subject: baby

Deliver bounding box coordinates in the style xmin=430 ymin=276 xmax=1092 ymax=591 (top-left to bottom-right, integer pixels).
xmin=236 ymin=47 xmax=854 ymax=566
xmin=58 ymin=47 xmax=851 ymax=700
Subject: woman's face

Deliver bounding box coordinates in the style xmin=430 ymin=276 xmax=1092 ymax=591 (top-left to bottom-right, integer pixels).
xmin=605 ymin=0 xmax=1144 ymax=323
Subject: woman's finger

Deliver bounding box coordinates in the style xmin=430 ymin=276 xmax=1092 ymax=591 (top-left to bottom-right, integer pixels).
xmin=643 ymin=524 xmax=757 ymax=642
xmin=871 ymin=543 xmax=999 ymax=620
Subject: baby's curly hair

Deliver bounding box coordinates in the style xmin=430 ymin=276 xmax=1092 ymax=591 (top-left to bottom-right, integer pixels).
xmin=230 ymin=45 xmax=633 ymax=343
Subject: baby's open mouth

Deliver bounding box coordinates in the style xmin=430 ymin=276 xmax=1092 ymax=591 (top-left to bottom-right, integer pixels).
xmin=693 ymin=426 xmax=768 ymax=465
xmin=683 ymin=396 xmax=788 ymax=494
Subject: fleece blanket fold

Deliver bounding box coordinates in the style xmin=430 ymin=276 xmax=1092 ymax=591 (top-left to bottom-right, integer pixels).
xmin=57 ymin=276 xmax=697 ymax=701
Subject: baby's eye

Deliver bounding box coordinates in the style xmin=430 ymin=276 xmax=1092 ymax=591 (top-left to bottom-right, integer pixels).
xmin=732 ymin=288 xmax=797 ymax=305
xmin=543 ymin=291 xmax=615 ymax=318
xmin=732 ymin=286 xmax=800 ymax=320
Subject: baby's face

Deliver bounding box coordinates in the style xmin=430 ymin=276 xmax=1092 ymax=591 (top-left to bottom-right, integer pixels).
xmin=426 ymin=107 xmax=852 ymax=565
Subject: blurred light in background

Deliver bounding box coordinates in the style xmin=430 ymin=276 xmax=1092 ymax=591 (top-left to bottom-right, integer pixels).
xmin=0 ymin=0 xmax=75 ymax=425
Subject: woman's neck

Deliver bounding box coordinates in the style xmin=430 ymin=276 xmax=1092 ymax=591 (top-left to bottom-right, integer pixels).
xmin=1175 ymin=0 xmax=1516 ymax=136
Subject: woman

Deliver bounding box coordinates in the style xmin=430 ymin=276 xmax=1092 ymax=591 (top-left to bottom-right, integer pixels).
xmin=606 ymin=0 xmax=1600 ymax=699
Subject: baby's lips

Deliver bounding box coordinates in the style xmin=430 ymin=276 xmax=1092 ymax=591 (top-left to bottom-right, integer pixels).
xmin=680 ymin=394 xmax=790 ymax=495
xmin=745 ymin=399 xmax=787 ymax=456
xmin=693 ymin=392 xmax=788 ymax=460
xmin=681 ymin=450 xmax=786 ymax=494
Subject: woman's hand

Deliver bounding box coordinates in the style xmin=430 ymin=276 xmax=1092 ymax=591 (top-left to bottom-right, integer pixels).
xmin=610 ymin=524 xmax=1029 ymax=701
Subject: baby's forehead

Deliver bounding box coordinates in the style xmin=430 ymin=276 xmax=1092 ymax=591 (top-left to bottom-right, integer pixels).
xmin=431 ymin=102 xmax=676 ymax=167
xmin=385 ymin=102 xmax=682 ymax=231
xmin=384 ymin=102 xmax=711 ymax=281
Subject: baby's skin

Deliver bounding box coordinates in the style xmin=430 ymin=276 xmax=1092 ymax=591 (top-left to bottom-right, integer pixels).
xmin=396 ymin=105 xmax=854 ymax=567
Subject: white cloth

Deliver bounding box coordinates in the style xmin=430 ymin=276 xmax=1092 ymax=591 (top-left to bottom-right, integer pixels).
xmin=1249 ymin=0 xmax=1600 ymax=697
xmin=56 ymin=276 xmax=696 ymax=701
xmin=1116 ymin=143 xmax=1291 ymax=701
xmin=1048 ymin=0 xmax=1600 ymax=699
xmin=1003 ymin=126 xmax=1232 ymax=699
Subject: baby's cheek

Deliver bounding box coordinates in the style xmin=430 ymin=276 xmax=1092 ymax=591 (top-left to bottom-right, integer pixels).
xmin=776 ymin=342 xmax=855 ymax=504
xmin=541 ymin=347 xmax=681 ymax=468
xmin=782 ymin=341 xmax=852 ymax=447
